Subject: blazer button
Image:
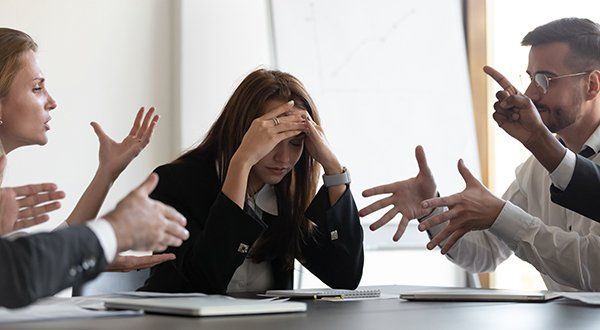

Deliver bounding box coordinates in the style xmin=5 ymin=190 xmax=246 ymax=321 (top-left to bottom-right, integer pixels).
xmin=237 ymin=243 xmax=249 ymax=254
xmin=330 ymin=230 xmax=339 ymax=241
xmin=69 ymin=267 xmax=77 ymax=277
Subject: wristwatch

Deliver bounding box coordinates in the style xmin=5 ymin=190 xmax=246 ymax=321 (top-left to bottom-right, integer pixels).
xmin=323 ymin=167 xmax=351 ymax=187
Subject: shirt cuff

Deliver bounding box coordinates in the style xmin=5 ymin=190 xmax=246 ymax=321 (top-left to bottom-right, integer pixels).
xmin=549 ymin=149 xmax=576 ymax=191
xmin=86 ymin=218 xmax=117 ymax=263
xmin=488 ymin=201 xmax=536 ymax=248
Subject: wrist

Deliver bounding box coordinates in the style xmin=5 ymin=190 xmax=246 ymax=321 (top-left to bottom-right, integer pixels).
xmin=96 ymin=165 xmax=119 ymax=183
xmin=488 ymin=197 xmax=506 ymax=227
xmin=229 ymin=153 xmax=253 ymax=175
xmin=524 ymin=128 xmax=566 ymax=172
xmin=322 ymin=159 xmax=343 ymax=175
xmin=104 ymin=213 xmax=132 ymax=252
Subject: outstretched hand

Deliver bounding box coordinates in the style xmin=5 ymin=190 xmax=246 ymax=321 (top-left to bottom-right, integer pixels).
xmin=359 ymin=146 xmax=437 ymax=241
xmin=418 ymin=159 xmax=504 ymax=254
xmin=106 ymin=253 xmax=175 ymax=272
xmin=0 ymin=156 xmax=65 ymax=235
xmin=92 ymin=107 xmax=159 ymax=181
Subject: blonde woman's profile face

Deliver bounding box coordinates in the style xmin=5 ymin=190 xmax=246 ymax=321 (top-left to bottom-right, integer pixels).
xmin=0 ymin=50 xmax=57 ymax=153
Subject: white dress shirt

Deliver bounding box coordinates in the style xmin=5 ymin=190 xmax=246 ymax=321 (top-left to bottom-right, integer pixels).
xmin=226 ymin=185 xmax=276 ymax=293
xmin=425 ymin=124 xmax=600 ymax=291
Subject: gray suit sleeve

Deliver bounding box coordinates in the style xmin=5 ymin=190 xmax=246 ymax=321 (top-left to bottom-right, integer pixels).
xmin=550 ymin=154 xmax=600 ymax=222
xmin=0 ymin=225 xmax=107 ymax=308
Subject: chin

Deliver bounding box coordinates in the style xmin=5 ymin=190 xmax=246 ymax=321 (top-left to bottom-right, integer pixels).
xmin=36 ymin=135 xmax=49 ymax=146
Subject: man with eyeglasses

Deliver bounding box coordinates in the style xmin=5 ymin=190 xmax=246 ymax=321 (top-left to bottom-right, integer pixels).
xmin=361 ymin=17 xmax=600 ymax=291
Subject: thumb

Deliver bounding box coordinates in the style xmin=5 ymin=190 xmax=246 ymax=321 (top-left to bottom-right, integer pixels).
xmin=415 ymin=145 xmax=432 ymax=176
xmin=90 ymin=122 xmax=108 ymax=141
xmin=457 ymin=159 xmax=478 ymax=186
xmin=136 ymin=173 xmax=159 ymax=196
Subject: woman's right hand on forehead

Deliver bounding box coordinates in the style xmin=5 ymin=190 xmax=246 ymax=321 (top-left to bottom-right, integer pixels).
xmin=234 ymin=100 xmax=307 ymax=167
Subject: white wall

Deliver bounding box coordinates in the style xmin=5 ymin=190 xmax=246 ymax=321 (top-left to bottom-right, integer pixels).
xmin=178 ymin=0 xmax=273 ymax=149
xmin=0 ymin=0 xmax=175 ymax=230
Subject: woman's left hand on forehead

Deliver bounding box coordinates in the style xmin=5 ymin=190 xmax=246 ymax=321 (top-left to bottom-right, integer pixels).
xmin=92 ymin=106 xmax=159 ymax=181
xmin=299 ymin=110 xmax=341 ymax=173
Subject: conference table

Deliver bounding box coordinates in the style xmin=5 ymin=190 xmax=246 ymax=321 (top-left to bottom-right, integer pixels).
xmin=3 ymin=285 xmax=600 ymax=330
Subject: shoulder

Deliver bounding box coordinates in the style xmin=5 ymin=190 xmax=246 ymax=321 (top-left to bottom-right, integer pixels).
xmin=151 ymin=153 xmax=219 ymax=200
xmin=154 ymin=154 xmax=217 ymax=184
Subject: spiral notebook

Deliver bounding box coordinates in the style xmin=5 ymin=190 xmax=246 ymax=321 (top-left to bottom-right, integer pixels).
xmin=264 ymin=288 xmax=381 ymax=300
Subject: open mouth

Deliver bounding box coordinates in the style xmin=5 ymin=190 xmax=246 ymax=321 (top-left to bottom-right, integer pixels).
xmin=44 ymin=117 xmax=52 ymax=130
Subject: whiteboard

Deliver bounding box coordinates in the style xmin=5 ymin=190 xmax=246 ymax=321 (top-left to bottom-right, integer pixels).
xmin=270 ymin=0 xmax=479 ymax=225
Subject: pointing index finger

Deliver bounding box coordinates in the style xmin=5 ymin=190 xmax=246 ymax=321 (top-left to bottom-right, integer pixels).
xmin=483 ymin=65 xmax=519 ymax=96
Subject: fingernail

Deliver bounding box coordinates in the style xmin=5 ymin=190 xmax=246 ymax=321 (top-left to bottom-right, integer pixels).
xmin=287 ymin=100 xmax=294 ymax=105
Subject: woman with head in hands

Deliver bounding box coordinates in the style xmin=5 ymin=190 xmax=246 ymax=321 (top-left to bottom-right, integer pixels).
xmin=140 ymin=68 xmax=364 ymax=293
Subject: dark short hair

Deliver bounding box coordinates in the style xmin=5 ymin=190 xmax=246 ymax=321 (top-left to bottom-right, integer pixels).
xmin=522 ymin=18 xmax=600 ymax=71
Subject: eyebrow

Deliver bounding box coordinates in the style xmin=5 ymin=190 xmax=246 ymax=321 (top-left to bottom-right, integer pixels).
xmin=33 ymin=77 xmax=45 ymax=83
xmin=534 ymin=70 xmax=557 ymax=77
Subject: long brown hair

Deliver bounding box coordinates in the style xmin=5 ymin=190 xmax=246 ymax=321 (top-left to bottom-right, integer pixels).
xmin=179 ymin=68 xmax=321 ymax=269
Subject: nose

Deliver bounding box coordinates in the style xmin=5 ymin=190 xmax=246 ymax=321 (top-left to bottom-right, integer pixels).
xmin=273 ymin=142 xmax=291 ymax=164
xmin=524 ymin=81 xmax=542 ymax=102
xmin=46 ymin=92 xmax=57 ymax=111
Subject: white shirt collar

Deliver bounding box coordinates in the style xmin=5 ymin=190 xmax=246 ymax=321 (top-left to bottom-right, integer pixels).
xmin=583 ymin=123 xmax=600 ymax=154
xmin=254 ymin=184 xmax=278 ymax=216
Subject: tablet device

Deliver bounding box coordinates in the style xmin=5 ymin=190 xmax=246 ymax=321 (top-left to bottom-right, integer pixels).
xmin=400 ymin=289 xmax=560 ymax=302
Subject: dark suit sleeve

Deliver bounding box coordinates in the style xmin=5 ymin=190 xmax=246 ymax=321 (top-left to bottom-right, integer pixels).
xmin=144 ymin=165 xmax=266 ymax=294
xmin=550 ymin=154 xmax=600 ymax=222
xmin=300 ymin=185 xmax=364 ymax=289
xmin=0 ymin=226 xmax=107 ymax=308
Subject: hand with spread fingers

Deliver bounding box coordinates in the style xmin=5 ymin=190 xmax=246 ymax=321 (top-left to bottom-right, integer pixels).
xmin=105 ymin=253 xmax=176 ymax=272
xmin=418 ymin=159 xmax=505 ymax=254
xmin=359 ymin=146 xmax=437 ymax=241
xmin=92 ymin=106 xmax=159 ymax=181
xmin=234 ymin=100 xmax=307 ymax=167
xmin=484 ymin=65 xmax=547 ymax=147
xmin=0 ymin=156 xmax=66 ymax=235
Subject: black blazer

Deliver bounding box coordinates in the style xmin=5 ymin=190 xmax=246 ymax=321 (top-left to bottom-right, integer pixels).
xmin=550 ymin=154 xmax=600 ymax=222
xmin=140 ymin=153 xmax=364 ymax=293
xmin=0 ymin=225 xmax=107 ymax=308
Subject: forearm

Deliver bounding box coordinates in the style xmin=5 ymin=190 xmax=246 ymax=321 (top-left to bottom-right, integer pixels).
xmin=303 ymin=186 xmax=364 ymax=288
xmin=221 ymin=155 xmax=252 ymax=209
xmin=524 ymin=128 xmax=566 ymax=173
xmin=66 ymin=167 xmax=113 ymax=225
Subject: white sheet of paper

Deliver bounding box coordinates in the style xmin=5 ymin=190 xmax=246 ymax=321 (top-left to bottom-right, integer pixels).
xmin=0 ymin=300 xmax=141 ymax=324
xmin=559 ymin=292 xmax=600 ymax=305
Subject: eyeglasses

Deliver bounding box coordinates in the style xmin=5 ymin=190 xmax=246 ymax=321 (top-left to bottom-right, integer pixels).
xmin=526 ymin=71 xmax=590 ymax=94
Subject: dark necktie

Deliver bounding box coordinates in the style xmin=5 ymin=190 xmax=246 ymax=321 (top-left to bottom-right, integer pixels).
xmin=558 ymin=138 xmax=596 ymax=159
xmin=579 ymin=146 xmax=596 ymax=158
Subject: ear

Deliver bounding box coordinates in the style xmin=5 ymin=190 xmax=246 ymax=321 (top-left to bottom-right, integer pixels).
xmin=585 ymin=70 xmax=600 ymax=101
